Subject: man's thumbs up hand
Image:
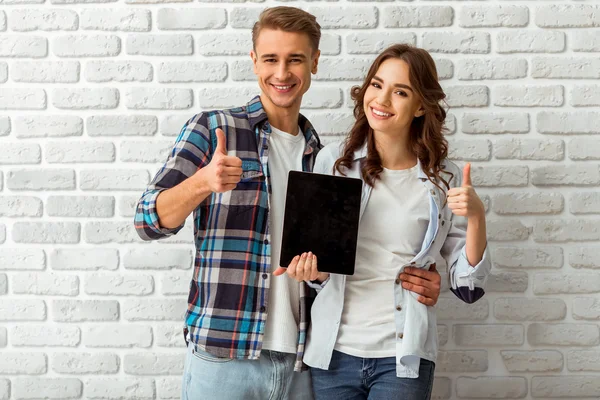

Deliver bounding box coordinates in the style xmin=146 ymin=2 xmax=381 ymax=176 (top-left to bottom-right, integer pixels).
xmin=197 ymin=128 xmax=243 ymax=194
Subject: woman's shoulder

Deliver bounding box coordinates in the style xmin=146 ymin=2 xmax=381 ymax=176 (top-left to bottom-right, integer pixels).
xmin=314 ymin=140 xmax=345 ymax=175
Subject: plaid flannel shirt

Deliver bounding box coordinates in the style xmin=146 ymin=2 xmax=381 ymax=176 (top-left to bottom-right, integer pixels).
xmin=134 ymin=96 xmax=322 ymax=371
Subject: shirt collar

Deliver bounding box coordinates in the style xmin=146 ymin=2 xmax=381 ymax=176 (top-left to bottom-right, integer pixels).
xmin=352 ymin=143 xmax=429 ymax=180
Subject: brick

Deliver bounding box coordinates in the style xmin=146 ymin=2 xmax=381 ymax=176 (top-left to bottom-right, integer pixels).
xmin=463 ymin=113 xmax=529 ymax=135
xmin=81 ymin=9 xmax=151 ymax=31
xmin=572 ymin=31 xmax=600 ymax=52
xmin=53 ymin=300 xmax=119 ymax=322
xmin=315 ymin=57 xmax=372 ymax=81
xmin=46 ymin=141 xmax=115 ymax=163
xmin=11 ymin=325 xmax=80 ymax=347
xmin=84 ymin=222 xmax=144 ymax=244
xmin=445 ymin=85 xmax=488 ymax=107
xmin=85 ymin=378 xmax=155 ymax=399
xmin=52 ymin=353 xmax=119 ymax=374
xmin=436 ymin=351 xmax=487 ymax=373
xmin=573 ymin=297 xmax=600 ymax=320
xmin=346 ymin=32 xmax=416 ymax=54
xmin=157 ymin=378 xmax=180 ymax=399
xmin=7 ymin=169 xmax=75 ymax=190
xmin=85 ymin=325 xmax=152 ymax=348
xmin=13 ymin=272 xmax=79 ymax=296
xmin=437 ymin=298 xmax=488 ymax=321
xmin=570 ymin=246 xmax=600 ymax=269
xmin=434 ymin=59 xmax=453 ymax=80
xmin=532 ymin=58 xmax=600 ymax=79
xmin=501 ymin=350 xmax=563 ymax=373
xmin=127 ymin=34 xmax=193 ymax=56
xmin=124 ymin=353 xmax=184 ymax=375
xmin=229 ymin=7 xmax=263 ymax=28
xmin=487 ymin=219 xmax=530 ymax=241
xmin=0 ymin=276 xmax=5 ymax=296
xmin=50 ymin=248 xmax=118 ymax=271
xmin=0 ymin=89 xmax=46 ymax=110
xmin=124 ymin=249 xmax=193 ymax=270
xmin=197 ymin=33 xmax=250 ymax=56
xmin=155 ymin=324 xmax=186 ymax=347
xmin=121 ymin=141 xmax=172 ymax=163
xmin=486 ymin=271 xmax=528 ymax=292
xmin=308 ymin=6 xmax=377 ymax=29
xmin=457 ymin=58 xmax=528 ymax=80
xmin=80 ymin=169 xmax=149 ymax=190
xmin=157 ymin=8 xmax=226 ymax=29
xmin=15 ymin=115 xmax=82 ymax=138
xmin=321 ymin=33 xmax=341 ymax=56
xmin=13 ymin=222 xmax=80 ymax=244
xmin=85 ymin=274 xmax=154 ymax=296
xmin=12 ymin=61 xmax=79 ymax=83
xmin=445 ymin=113 xmax=456 ymax=134
xmin=495 ymin=85 xmax=563 ymax=107
xmin=54 ymin=35 xmax=120 ymax=57
xmin=13 ymin=378 xmax=82 ymax=399
xmin=492 ymin=193 xmax=563 ymax=214
xmin=431 ymin=377 xmax=450 ymax=400
xmin=196 ymin=87 xmax=257 ymax=109
xmin=47 ymin=196 xmax=114 ymax=218
xmin=534 ymin=220 xmax=600 ymax=242
xmin=0 ymin=63 xmax=6 ymax=83
xmin=0 ymin=116 xmax=9 ymax=136
xmin=161 ymin=271 xmax=190 ymax=295
xmin=423 ymin=32 xmax=490 ymax=54
xmin=52 ymin=88 xmax=119 ymax=110
xmin=52 ymin=0 xmax=117 ymax=3
xmin=459 ymin=5 xmax=528 ymax=27
xmin=569 ymin=138 xmax=600 ymax=161
xmin=0 ymin=249 xmax=45 ymax=271
xmin=456 ymin=377 xmax=527 ymax=399
xmin=304 ymin=112 xmax=355 ymax=135
xmin=534 ymin=273 xmax=600 ymax=294
xmin=536 ymin=4 xmax=600 ymax=28
xmin=497 ymin=31 xmax=564 ymax=53
xmin=447 ymin=139 xmax=490 ymax=161
xmin=567 ymin=350 xmax=600 ymax=372
xmin=532 ymin=376 xmax=600 ymax=398
xmin=537 ymin=111 xmax=600 ymax=134
xmin=454 ymin=324 xmax=524 ymax=346
xmin=532 ymin=165 xmax=600 ymax=186
xmin=125 ymin=87 xmax=192 ymax=110
xmin=495 ymin=298 xmax=566 ymax=321
xmin=438 ymin=325 xmax=449 ymax=347
xmin=0 ymin=143 xmax=41 ymax=164
xmin=0 ymin=11 xmax=4 ymax=31
xmin=158 ymin=61 xmax=227 ymax=83
xmin=382 ymin=6 xmax=453 ymax=28
xmin=123 ymin=299 xmax=186 ymax=321
xmin=0 ymin=225 xmax=4 ymax=244
xmin=494 ymin=138 xmax=564 ymax=161
xmin=87 ymin=115 xmax=157 ymax=136
xmin=0 ymin=36 xmax=47 ymax=57
xmin=0 ymin=353 xmax=46 ymax=374
xmin=9 ymin=9 xmax=78 ymax=31
xmin=571 ymin=85 xmax=600 ymax=106
xmin=227 ymin=60 xmax=254 ymax=81
xmin=0 ymin=300 xmax=46 ymax=321
xmin=85 ymin=61 xmax=153 ymax=82
xmin=118 ymin=195 xmax=139 ymax=217
xmin=528 ymin=323 xmax=599 ymax=346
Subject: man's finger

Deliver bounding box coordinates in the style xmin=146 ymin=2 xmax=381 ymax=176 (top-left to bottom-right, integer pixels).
xmin=273 ymin=267 xmax=286 ymax=276
xmin=215 ymin=128 xmax=228 ymax=155
xmin=287 ymin=255 xmax=299 ymax=277
xmin=221 ymin=155 xmax=243 ymax=168
xmin=309 ymin=254 xmax=319 ymax=281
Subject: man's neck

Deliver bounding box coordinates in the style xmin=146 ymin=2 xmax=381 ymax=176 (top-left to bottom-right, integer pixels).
xmin=260 ymin=95 xmax=301 ymax=135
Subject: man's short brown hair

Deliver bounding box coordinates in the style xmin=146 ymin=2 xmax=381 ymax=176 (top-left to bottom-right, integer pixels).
xmin=252 ymin=7 xmax=321 ymax=52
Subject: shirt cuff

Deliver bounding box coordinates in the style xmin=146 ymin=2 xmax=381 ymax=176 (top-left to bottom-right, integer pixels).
xmin=306 ymin=276 xmax=330 ymax=291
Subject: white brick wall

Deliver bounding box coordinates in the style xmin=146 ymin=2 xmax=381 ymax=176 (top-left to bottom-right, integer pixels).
xmin=0 ymin=1 xmax=598 ymax=399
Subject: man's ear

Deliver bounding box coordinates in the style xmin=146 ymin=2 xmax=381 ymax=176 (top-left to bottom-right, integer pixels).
xmin=250 ymin=50 xmax=258 ymax=74
xmin=311 ymin=49 xmax=321 ymax=74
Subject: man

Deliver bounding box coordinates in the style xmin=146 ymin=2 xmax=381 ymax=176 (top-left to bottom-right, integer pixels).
xmin=134 ymin=6 xmax=442 ymax=400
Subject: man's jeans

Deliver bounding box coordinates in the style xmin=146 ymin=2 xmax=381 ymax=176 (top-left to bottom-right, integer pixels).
xmin=311 ymin=350 xmax=435 ymax=400
xmin=182 ymin=342 xmax=314 ymax=400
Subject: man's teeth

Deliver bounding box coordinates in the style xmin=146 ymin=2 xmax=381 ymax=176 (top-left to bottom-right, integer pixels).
xmin=373 ymin=108 xmax=391 ymax=117
xmin=274 ymin=85 xmax=292 ymax=90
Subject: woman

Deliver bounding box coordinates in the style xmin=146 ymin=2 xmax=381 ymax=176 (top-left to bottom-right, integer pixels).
xmin=279 ymin=44 xmax=492 ymax=399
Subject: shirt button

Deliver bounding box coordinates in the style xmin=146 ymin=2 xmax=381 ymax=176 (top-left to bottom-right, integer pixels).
xmin=262 ymin=273 xmax=268 ymax=279
xmin=260 ymin=306 xmax=266 ymax=312
xmin=438 ymin=214 xmax=441 ymax=219
xmin=441 ymin=220 xmax=445 ymax=226
xmin=396 ymin=305 xmax=402 ymax=311
xmin=398 ymin=333 xmax=404 ymax=339
xmin=395 ymin=276 xmax=401 ymax=285
xmin=263 ymin=144 xmax=269 ymax=150
xmin=430 ymin=190 xmax=435 ymax=196
xmin=264 ymin=239 xmax=269 ymax=245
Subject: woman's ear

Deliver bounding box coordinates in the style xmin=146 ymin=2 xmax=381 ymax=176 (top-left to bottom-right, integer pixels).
xmin=415 ymin=108 xmax=425 ymax=118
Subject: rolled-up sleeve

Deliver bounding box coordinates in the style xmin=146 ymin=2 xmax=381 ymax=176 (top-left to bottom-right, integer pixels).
xmin=134 ymin=112 xmax=212 ymax=241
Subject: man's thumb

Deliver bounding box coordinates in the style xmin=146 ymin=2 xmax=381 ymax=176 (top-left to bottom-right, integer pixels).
xmin=215 ymin=128 xmax=227 ymax=155
xmin=462 ymin=163 xmax=472 ymax=187
xmin=273 ymin=267 xmax=286 ymax=276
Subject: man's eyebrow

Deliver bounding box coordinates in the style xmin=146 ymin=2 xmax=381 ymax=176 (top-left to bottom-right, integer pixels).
xmin=260 ymin=53 xmax=308 ymax=59
xmin=372 ymin=75 xmax=414 ymax=92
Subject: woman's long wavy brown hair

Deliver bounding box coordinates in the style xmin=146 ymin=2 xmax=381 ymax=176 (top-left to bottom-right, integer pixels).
xmin=334 ymin=44 xmax=452 ymax=191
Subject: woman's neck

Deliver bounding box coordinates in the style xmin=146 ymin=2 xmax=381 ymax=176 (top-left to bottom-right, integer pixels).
xmin=373 ymin=130 xmax=417 ymax=170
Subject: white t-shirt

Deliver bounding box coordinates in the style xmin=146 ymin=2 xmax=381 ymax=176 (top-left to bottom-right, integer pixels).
xmin=335 ymin=164 xmax=430 ymax=358
xmin=262 ymin=125 xmax=306 ymax=354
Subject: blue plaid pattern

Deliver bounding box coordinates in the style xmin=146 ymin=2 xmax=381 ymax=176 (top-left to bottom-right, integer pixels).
xmin=135 ymin=96 xmax=321 ymax=371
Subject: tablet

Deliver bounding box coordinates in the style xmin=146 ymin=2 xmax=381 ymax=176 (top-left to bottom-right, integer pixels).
xmin=279 ymin=171 xmax=362 ymax=275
